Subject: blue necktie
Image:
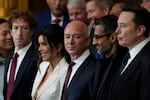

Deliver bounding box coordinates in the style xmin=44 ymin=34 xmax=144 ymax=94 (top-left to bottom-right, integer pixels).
xmin=120 ymin=52 xmax=130 ymax=74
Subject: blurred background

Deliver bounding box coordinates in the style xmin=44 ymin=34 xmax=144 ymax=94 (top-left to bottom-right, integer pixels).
xmin=0 ymin=0 xmax=48 ymax=18
xmin=0 ymin=0 xmax=143 ymax=18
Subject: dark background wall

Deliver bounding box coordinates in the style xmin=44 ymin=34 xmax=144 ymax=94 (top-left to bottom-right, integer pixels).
xmin=29 ymin=0 xmax=49 ymax=14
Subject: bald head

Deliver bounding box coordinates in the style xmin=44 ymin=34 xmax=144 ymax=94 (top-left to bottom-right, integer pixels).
xmin=64 ymin=20 xmax=90 ymax=60
xmin=65 ymin=20 xmax=88 ymax=36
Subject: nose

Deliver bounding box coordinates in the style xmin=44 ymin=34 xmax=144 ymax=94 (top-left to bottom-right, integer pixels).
xmin=15 ymin=27 xmax=23 ymax=36
xmin=38 ymin=45 xmax=42 ymax=52
xmin=7 ymin=31 xmax=12 ymax=39
xmin=92 ymin=37 xmax=98 ymax=45
xmin=55 ymin=0 xmax=60 ymax=6
xmin=68 ymin=36 xmax=75 ymax=44
xmin=87 ymin=14 xmax=91 ymax=21
xmin=115 ymin=27 xmax=120 ymax=34
xmin=71 ymin=14 xmax=77 ymax=21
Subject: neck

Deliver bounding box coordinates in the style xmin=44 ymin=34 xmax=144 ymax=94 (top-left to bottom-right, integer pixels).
xmin=50 ymin=55 xmax=62 ymax=69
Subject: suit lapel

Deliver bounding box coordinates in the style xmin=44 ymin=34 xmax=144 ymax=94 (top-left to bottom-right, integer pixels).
xmin=113 ymin=42 xmax=150 ymax=94
xmin=67 ymin=54 xmax=91 ymax=91
xmin=13 ymin=45 xmax=35 ymax=91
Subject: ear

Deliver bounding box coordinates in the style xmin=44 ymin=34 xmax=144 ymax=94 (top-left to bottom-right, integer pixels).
xmin=86 ymin=37 xmax=91 ymax=47
xmin=109 ymin=32 xmax=117 ymax=43
xmin=103 ymin=6 xmax=110 ymax=15
xmin=136 ymin=25 xmax=146 ymax=36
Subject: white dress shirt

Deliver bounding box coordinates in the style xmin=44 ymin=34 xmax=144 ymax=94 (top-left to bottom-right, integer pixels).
xmin=51 ymin=13 xmax=64 ymax=27
xmin=121 ymin=38 xmax=150 ymax=74
xmin=68 ymin=49 xmax=90 ymax=86
xmin=7 ymin=42 xmax=32 ymax=81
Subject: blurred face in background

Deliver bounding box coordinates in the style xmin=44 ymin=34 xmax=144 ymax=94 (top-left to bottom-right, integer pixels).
xmin=141 ymin=1 xmax=150 ymax=12
xmin=86 ymin=0 xmax=108 ymax=22
xmin=110 ymin=3 xmax=123 ymax=17
xmin=0 ymin=22 xmax=14 ymax=51
xmin=67 ymin=3 xmax=88 ymax=24
xmin=46 ymin=0 xmax=67 ymax=17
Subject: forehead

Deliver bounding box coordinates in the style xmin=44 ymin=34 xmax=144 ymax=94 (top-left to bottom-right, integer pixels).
xmin=0 ymin=22 xmax=9 ymax=29
xmin=39 ymin=35 xmax=47 ymax=42
xmin=65 ymin=26 xmax=82 ymax=34
xmin=12 ymin=18 xmax=29 ymax=26
xmin=86 ymin=1 xmax=95 ymax=7
xmin=95 ymin=25 xmax=104 ymax=33
xmin=118 ymin=12 xmax=135 ymax=24
xmin=0 ymin=22 xmax=9 ymax=32
xmin=68 ymin=4 xmax=85 ymax=11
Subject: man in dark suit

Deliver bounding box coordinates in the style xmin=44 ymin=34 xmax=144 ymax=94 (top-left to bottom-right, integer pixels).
xmin=3 ymin=10 xmax=38 ymax=100
xmin=92 ymin=15 xmax=128 ymax=100
xmin=33 ymin=0 xmax=70 ymax=42
xmin=107 ymin=3 xmax=150 ymax=100
xmin=61 ymin=20 xmax=99 ymax=100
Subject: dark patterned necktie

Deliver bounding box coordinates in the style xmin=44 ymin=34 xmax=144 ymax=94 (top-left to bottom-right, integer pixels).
xmin=120 ymin=52 xmax=130 ymax=74
xmin=61 ymin=62 xmax=75 ymax=100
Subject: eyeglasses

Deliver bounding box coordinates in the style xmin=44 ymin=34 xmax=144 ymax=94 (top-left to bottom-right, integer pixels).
xmin=93 ymin=34 xmax=108 ymax=39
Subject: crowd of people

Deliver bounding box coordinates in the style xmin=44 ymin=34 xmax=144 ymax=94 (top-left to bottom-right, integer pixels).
xmin=0 ymin=0 xmax=150 ymax=100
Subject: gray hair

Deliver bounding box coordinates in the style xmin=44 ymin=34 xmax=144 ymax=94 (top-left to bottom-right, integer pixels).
xmin=67 ymin=0 xmax=86 ymax=9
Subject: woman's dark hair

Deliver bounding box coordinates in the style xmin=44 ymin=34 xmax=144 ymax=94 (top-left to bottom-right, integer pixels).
xmin=37 ymin=24 xmax=71 ymax=63
xmin=0 ymin=19 xmax=7 ymax=24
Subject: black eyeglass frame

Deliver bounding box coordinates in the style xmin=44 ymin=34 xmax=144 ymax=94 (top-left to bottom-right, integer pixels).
xmin=93 ymin=34 xmax=110 ymax=39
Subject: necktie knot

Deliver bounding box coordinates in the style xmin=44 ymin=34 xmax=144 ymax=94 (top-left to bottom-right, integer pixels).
xmin=14 ymin=53 xmax=19 ymax=58
xmin=53 ymin=18 xmax=61 ymax=25
xmin=69 ymin=62 xmax=75 ymax=67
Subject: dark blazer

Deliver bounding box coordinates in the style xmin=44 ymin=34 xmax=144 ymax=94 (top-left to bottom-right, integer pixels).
xmin=3 ymin=44 xmax=38 ymax=100
xmin=95 ymin=46 xmax=128 ymax=100
xmin=63 ymin=53 xmax=99 ymax=100
xmin=33 ymin=10 xmax=70 ymax=42
xmin=108 ymin=41 xmax=150 ymax=100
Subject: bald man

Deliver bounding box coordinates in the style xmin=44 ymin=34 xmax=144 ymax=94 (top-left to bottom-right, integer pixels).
xmin=61 ymin=21 xmax=99 ymax=100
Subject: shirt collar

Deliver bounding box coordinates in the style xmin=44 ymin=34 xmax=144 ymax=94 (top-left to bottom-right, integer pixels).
xmin=14 ymin=42 xmax=32 ymax=56
xmin=129 ymin=38 xmax=150 ymax=59
xmin=73 ymin=49 xmax=90 ymax=65
xmin=51 ymin=13 xmax=64 ymax=22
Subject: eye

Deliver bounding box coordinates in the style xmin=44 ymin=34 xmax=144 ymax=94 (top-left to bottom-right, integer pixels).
xmin=74 ymin=34 xmax=80 ymax=38
xmin=12 ymin=26 xmax=18 ymax=30
xmin=64 ymin=34 xmax=70 ymax=38
xmin=21 ymin=26 xmax=29 ymax=31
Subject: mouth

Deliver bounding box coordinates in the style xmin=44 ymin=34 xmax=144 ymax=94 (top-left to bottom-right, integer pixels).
xmin=117 ymin=36 xmax=122 ymax=41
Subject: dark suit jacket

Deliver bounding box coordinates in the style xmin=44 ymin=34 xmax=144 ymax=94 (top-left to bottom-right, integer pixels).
xmin=3 ymin=44 xmax=38 ymax=100
xmin=63 ymin=53 xmax=99 ymax=100
xmin=95 ymin=46 xmax=128 ymax=100
xmin=32 ymin=10 xmax=70 ymax=42
xmin=108 ymin=41 xmax=150 ymax=100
